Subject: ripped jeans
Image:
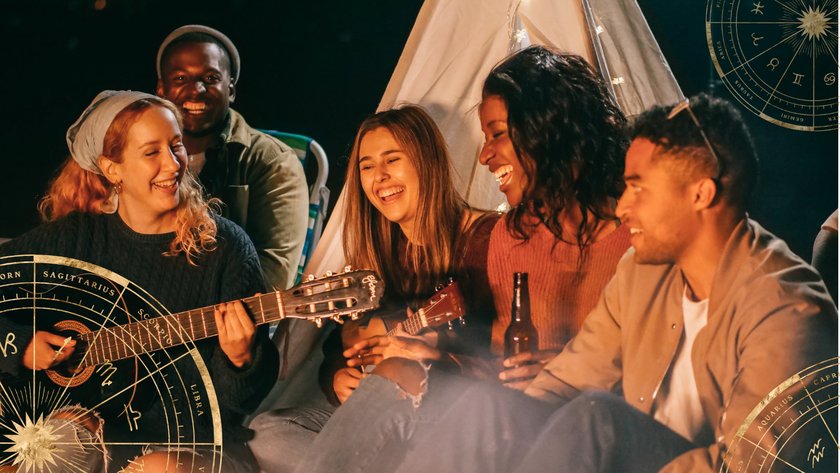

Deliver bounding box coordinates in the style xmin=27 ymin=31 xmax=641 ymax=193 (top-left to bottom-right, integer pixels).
xmin=292 ymin=368 xmax=552 ymax=473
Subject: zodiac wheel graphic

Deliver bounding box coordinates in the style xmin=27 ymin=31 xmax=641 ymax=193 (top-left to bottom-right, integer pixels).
xmin=0 ymin=255 xmax=224 ymax=472
xmin=706 ymin=0 xmax=838 ymax=131
xmin=721 ymin=357 xmax=838 ymax=472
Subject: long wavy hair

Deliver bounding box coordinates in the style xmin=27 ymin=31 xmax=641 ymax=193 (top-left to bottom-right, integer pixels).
xmin=39 ymin=98 xmax=218 ymax=265
xmin=483 ymin=46 xmax=627 ymax=250
xmin=343 ymin=105 xmax=467 ymax=300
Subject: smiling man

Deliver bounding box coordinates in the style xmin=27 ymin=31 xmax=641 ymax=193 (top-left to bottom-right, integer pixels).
xmin=519 ymin=93 xmax=838 ymax=472
xmin=156 ymin=25 xmax=308 ymax=291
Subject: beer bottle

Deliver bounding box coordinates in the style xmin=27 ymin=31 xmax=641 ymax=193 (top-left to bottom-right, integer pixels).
xmin=504 ymin=272 xmax=538 ymax=358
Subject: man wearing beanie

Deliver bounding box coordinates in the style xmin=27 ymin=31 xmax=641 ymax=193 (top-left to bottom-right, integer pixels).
xmin=156 ymin=25 xmax=308 ymax=293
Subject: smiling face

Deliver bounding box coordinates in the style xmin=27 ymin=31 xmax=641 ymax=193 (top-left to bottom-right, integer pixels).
xmin=103 ymin=105 xmax=188 ymax=232
xmin=156 ymin=41 xmax=234 ymax=135
xmin=357 ymin=127 xmax=420 ymax=237
xmin=616 ymin=138 xmax=699 ymax=265
xmin=478 ymin=95 xmax=529 ymax=207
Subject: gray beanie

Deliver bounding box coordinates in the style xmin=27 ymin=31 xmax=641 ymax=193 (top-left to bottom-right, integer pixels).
xmin=156 ymin=25 xmax=241 ymax=84
xmin=66 ymin=90 xmax=159 ymax=175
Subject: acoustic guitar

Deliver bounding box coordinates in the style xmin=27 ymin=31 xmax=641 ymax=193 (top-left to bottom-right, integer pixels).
xmin=2 ymin=267 xmax=384 ymax=419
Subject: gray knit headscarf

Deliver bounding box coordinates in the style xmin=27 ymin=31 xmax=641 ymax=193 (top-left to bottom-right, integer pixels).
xmin=66 ymin=90 xmax=159 ymax=175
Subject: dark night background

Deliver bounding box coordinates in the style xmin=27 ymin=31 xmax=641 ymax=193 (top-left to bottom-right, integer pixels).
xmin=0 ymin=0 xmax=836 ymax=262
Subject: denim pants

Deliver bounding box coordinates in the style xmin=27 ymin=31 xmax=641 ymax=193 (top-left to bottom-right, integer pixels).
xmin=293 ymin=370 xmax=553 ymax=473
xmin=294 ymin=371 xmax=695 ymax=473
xmin=248 ymin=406 xmax=335 ymax=473
xmin=513 ymin=391 xmax=695 ymax=473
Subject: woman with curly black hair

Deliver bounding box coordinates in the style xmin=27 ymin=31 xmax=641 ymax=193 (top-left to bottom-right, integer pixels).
xmin=479 ymin=46 xmax=631 ymax=389
xmin=291 ymin=47 xmax=634 ymax=473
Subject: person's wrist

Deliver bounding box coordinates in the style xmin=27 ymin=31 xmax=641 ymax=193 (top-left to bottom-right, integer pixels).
xmin=227 ymin=347 xmax=255 ymax=369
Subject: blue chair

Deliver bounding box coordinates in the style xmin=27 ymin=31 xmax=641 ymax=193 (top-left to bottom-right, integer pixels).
xmin=258 ymin=130 xmax=330 ymax=284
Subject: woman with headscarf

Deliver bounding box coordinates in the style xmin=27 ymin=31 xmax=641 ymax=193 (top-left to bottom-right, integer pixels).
xmin=0 ymin=90 xmax=278 ymax=473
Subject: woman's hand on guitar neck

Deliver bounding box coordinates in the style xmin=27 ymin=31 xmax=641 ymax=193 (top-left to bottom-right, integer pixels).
xmin=344 ymin=323 xmax=442 ymax=367
xmin=22 ymin=331 xmax=76 ymax=371
xmin=214 ymin=300 xmax=257 ymax=369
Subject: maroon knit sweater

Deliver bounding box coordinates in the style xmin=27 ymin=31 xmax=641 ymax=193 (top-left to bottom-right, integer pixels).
xmin=487 ymin=220 xmax=631 ymax=355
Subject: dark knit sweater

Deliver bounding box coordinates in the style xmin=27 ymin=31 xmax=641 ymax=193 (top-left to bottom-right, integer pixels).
xmin=0 ymin=212 xmax=279 ymax=455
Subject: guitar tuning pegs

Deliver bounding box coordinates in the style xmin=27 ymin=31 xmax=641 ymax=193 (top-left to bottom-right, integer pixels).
xmin=306 ymin=274 xmax=316 ymax=282
xmin=343 ymin=265 xmax=352 ymax=273
xmin=350 ymin=312 xmax=361 ymax=321
xmin=458 ymin=317 xmax=467 ymax=326
xmin=311 ymin=318 xmax=324 ymax=328
xmin=331 ymin=315 xmax=344 ymax=324
xmin=324 ymin=270 xmax=334 ymax=277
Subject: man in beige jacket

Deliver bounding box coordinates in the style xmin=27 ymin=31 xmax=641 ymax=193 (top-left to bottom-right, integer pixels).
xmin=291 ymin=94 xmax=837 ymax=473
xmin=521 ymin=93 xmax=837 ymax=472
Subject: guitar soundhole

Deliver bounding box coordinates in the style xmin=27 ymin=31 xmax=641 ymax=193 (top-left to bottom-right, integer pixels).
xmin=43 ymin=319 xmax=94 ymax=387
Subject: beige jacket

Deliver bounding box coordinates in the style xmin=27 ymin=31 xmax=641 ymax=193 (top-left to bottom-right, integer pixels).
xmin=526 ymin=218 xmax=837 ymax=472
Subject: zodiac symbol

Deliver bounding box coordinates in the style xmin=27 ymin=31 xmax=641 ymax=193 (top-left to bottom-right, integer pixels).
xmin=96 ymin=361 xmax=117 ymax=387
xmin=0 ymin=333 xmax=17 ymax=357
xmin=751 ymin=1 xmax=764 ymax=14
xmin=767 ymin=58 xmax=780 ymax=71
xmin=751 ymin=33 xmax=764 ymax=46
xmin=807 ymin=438 xmax=825 ymax=468
xmin=792 ymin=73 xmax=804 ymax=86
xmin=824 ymin=73 xmax=835 ymax=86
xmin=123 ymin=403 xmax=142 ymax=432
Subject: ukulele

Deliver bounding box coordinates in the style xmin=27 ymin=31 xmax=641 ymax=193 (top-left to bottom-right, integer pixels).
xmin=341 ymin=280 xmax=466 ymax=349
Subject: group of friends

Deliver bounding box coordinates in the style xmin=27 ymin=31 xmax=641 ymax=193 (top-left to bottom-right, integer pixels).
xmin=0 ymin=22 xmax=835 ymax=473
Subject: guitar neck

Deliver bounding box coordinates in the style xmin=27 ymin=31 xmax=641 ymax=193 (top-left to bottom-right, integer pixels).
xmin=76 ymin=292 xmax=287 ymax=369
xmin=384 ymin=311 xmax=426 ymax=337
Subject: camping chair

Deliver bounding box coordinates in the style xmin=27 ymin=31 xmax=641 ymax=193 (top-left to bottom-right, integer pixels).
xmin=258 ymin=130 xmax=330 ymax=284
xmin=249 ymin=130 xmax=335 ymax=426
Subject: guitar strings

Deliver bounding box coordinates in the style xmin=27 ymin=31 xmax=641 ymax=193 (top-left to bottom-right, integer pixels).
xmin=81 ymin=303 xmax=348 ymax=362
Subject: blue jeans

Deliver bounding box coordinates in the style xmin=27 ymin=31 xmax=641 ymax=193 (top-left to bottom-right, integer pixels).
xmin=248 ymin=406 xmax=335 ymax=473
xmin=513 ymin=391 xmax=695 ymax=473
xmin=294 ymin=372 xmax=694 ymax=473
xmin=293 ymin=370 xmax=553 ymax=473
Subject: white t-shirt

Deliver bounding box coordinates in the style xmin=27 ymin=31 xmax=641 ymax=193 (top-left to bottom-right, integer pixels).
xmin=652 ymin=287 xmax=709 ymax=442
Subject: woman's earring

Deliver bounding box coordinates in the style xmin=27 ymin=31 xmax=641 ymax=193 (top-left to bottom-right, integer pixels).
xmin=100 ymin=181 xmax=120 ymax=214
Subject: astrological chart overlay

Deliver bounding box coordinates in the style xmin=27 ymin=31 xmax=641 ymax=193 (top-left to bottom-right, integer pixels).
xmin=0 ymin=255 xmax=224 ymax=472
xmin=721 ymin=357 xmax=838 ymax=473
xmin=707 ymin=0 xmax=838 ymax=131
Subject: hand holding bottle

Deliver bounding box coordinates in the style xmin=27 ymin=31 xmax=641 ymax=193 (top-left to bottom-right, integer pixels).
xmin=500 ymin=272 xmax=551 ymax=391
xmin=498 ymin=348 xmax=561 ymax=390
